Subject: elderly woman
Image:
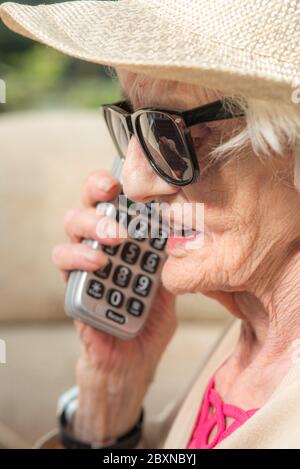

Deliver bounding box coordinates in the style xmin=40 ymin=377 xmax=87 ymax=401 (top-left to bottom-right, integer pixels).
xmin=2 ymin=0 xmax=300 ymax=449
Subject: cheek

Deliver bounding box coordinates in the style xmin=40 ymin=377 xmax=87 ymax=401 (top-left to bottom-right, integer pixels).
xmin=161 ymin=225 xmax=262 ymax=294
xmin=161 ymin=148 xmax=278 ymax=294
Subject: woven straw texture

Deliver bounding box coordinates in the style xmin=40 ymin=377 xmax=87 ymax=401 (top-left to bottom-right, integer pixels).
xmin=0 ymin=0 xmax=299 ymax=104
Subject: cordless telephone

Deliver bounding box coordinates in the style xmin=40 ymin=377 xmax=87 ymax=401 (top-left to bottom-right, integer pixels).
xmin=64 ymin=156 xmax=168 ymax=339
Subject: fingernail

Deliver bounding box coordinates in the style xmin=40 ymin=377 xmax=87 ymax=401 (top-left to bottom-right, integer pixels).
xmin=96 ymin=217 xmax=127 ymax=240
xmin=98 ymin=177 xmax=119 ymax=193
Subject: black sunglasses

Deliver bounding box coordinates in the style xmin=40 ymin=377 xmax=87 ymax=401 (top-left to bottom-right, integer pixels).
xmin=101 ymin=99 xmax=245 ymax=186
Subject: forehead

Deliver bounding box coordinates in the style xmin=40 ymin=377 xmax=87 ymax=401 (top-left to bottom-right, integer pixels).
xmin=116 ymin=69 xmax=213 ymax=110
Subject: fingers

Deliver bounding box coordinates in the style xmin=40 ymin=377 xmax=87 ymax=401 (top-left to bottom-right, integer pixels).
xmin=82 ymin=170 xmax=121 ymax=208
xmin=74 ymin=320 xmax=84 ymax=336
xmin=63 ymin=207 xmax=127 ymax=245
xmin=52 ymin=242 xmax=108 ymax=273
xmin=54 ymin=169 xmax=124 ymax=291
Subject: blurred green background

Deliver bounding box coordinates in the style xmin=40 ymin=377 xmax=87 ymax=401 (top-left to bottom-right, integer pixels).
xmin=0 ymin=0 xmax=122 ymax=112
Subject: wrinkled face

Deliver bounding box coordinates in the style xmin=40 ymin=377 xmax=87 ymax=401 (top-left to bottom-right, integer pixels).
xmin=116 ymin=70 xmax=300 ymax=296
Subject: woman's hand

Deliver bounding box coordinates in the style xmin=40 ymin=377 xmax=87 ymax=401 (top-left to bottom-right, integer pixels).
xmin=52 ymin=170 xmax=177 ymax=443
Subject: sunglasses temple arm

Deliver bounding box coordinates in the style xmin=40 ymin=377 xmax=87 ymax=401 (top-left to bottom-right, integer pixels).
xmin=184 ymin=101 xmax=245 ymax=127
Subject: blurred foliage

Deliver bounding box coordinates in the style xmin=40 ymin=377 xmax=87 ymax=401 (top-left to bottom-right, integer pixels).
xmin=0 ymin=0 xmax=122 ymax=112
xmin=0 ymin=44 xmax=122 ymax=112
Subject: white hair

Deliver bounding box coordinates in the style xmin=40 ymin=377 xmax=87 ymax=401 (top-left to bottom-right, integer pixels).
xmin=213 ymin=97 xmax=300 ymax=191
xmin=105 ymin=66 xmax=300 ymax=190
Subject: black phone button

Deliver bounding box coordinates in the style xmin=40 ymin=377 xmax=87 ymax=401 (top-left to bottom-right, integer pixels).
xmin=126 ymin=298 xmax=144 ymax=317
xmin=140 ymin=251 xmax=160 ymax=274
xmin=106 ymin=288 xmax=124 ymax=308
xmin=106 ymin=309 xmax=126 ymax=325
xmin=149 ymin=236 xmax=167 ymax=251
xmin=121 ymin=242 xmax=141 ymax=265
xmin=102 ymin=244 xmax=120 ymax=256
xmin=94 ymin=259 xmax=112 ymax=279
xmin=132 ymin=274 xmax=152 ymax=297
xmin=87 ymin=279 xmax=105 ymax=299
xmin=113 ymin=265 xmax=132 ymax=288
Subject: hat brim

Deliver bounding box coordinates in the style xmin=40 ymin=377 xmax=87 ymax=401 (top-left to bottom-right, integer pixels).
xmin=0 ymin=1 xmax=298 ymax=105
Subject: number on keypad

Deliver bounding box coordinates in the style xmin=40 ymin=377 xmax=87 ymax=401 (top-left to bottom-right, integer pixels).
xmin=132 ymin=274 xmax=152 ymax=297
xmin=94 ymin=259 xmax=112 ymax=279
xmin=121 ymin=242 xmax=141 ymax=264
xmin=107 ymin=288 xmax=124 ymax=308
xmin=140 ymin=251 xmax=160 ymax=274
xmin=113 ymin=265 xmax=132 ymax=288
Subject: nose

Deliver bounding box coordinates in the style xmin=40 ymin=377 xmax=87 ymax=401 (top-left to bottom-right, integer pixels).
xmin=122 ymin=136 xmax=178 ymax=203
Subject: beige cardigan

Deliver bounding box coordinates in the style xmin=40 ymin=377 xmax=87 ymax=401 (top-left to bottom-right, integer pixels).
xmin=38 ymin=320 xmax=300 ymax=449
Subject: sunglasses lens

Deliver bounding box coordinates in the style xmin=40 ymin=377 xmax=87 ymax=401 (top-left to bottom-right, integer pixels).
xmin=104 ymin=109 xmax=130 ymax=157
xmin=137 ymin=111 xmax=194 ymax=183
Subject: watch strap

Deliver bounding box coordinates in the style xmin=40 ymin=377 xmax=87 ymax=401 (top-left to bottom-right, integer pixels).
xmin=57 ymin=386 xmax=144 ymax=449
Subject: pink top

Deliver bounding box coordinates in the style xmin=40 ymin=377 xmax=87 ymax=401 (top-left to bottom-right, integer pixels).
xmin=187 ymin=375 xmax=259 ymax=449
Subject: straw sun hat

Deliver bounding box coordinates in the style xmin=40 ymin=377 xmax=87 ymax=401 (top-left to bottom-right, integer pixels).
xmin=0 ymin=0 xmax=299 ymax=105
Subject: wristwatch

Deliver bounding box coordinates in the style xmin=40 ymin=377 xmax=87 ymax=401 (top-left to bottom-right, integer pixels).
xmin=57 ymin=386 xmax=144 ymax=449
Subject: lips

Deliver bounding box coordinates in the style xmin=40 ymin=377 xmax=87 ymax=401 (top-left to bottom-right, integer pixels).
xmin=166 ymin=229 xmax=203 ymax=251
xmin=158 ymin=207 xmax=204 ymax=251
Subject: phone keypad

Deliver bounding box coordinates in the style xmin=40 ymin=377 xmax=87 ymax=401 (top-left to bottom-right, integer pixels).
xmin=82 ymin=200 xmax=167 ymax=335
